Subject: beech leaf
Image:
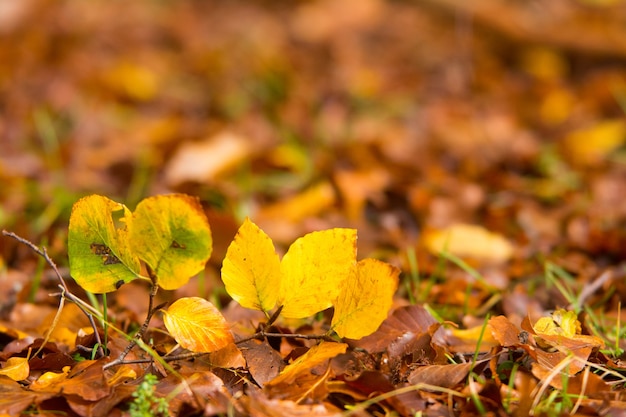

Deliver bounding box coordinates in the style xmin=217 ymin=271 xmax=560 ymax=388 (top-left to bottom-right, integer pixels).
xmin=68 ymin=195 xmax=141 ymax=293
xmin=129 ymin=194 xmax=212 ymax=290
xmin=162 ymin=297 xmax=233 ymax=353
xmin=331 ymin=258 xmax=399 ymax=340
xmin=221 ymin=218 xmax=281 ymax=313
xmin=278 ymin=228 xmax=357 ymax=318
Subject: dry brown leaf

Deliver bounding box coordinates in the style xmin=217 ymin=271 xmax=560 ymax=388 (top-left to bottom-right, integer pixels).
xmin=407 ymin=362 xmax=473 ymax=388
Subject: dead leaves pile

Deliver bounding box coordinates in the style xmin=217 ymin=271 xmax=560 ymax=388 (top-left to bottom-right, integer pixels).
xmin=1 ymin=0 xmax=626 ymax=415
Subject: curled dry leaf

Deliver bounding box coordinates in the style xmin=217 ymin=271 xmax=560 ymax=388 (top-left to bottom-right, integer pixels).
xmin=162 ymin=297 xmax=234 ymax=353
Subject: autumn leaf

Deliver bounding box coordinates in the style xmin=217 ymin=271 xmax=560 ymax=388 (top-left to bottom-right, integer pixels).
xmin=278 ymin=228 xmax=357 ymax=318
xmin=221 ymin=218 xmax=281 ymax=313
xmin=331 ymin=258 xmax=399 ymax=340
xmin=129 ymin=194 xmax=212 ymax=290
xmin=531 ymin=309 xmax=604 ymax=351
xmin=162 ymin=297 xmax=234 ymax=353
xmin=68 ymin=195 xmax=142 ymax=293
xmin=423 ymin=223 xmax=513 ymax=263
xmin=266 ymin=342 xmax=348 ymax=387
xmin=0 ymin=357 xmax=29 ymax=382
xmin=221 ymin=220 xmax=357 ymax=319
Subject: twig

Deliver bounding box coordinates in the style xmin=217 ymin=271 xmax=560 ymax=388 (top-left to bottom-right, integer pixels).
xmin=2 ymin=230 xmax=105 ymax=358
xmin=235 ymin=330 xmax=335 ymax=345
xmin=104 ymin=268 xmax=160 ymax=369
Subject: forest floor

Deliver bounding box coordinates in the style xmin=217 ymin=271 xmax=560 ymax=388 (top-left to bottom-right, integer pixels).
xmin=1 ymin=0 xmax=626 ymax=416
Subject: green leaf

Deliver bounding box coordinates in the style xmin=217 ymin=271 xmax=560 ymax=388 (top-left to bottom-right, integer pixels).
xmin=129 ymin=194 xmax=212 ymax=290
xmin=68 ymin=195 xmax=141 ymax=293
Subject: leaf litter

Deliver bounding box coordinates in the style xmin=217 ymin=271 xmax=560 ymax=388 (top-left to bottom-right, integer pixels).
xmin=1 ymin=0 xmax=626 ymax=416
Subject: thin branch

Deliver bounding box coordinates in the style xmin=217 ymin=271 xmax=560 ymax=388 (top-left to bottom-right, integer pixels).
xmin=104 ymin=269 xmax=160 ymax=369
xmin=2 ymin=230 xmax=105 ymax=358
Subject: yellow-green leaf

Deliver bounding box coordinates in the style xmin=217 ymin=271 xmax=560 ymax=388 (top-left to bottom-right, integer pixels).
xmin=266 ymin=342 xmax=348 ymax=387
xmin=331 ymin=259 xmax=399 ymax=339
xmin=278 ymin=228 xmax=357 ymax=318
xmin=221 ymin=218 xmax=281 ymax=313
xmin=129 ymin=194 xmax=212 ymax=290
xmin=68 ymin=195 xmax=141 ymax=293
xmin=0 ymin=357 xmax=29 ymax=381
xmin=162 ymin=297 xmax=233 ymax=353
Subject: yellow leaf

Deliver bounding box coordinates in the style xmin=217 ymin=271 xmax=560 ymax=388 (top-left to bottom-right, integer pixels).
xmin=278 ymin=228 xmax=357 ymax=318
xmin=106 ymin=365 xmax=137 ymax=386
xmin=564 ymin=119 xmax=626 ymax=166
xmin=129 ymin=194 xmax=212 ymax=290
xmin=423 ymin=223 xmax=513 ymax=263
xmin=266 ymin=342 xmax=348 ymax=387
xmin=533 ymin=309 xmax=580 ymax=337
xmin=450 ymin=325 xmax=499 ymax=350
xmin=105 ymin=62 xmax=158 ymax=101
xmin=0 ymin=357 xmax=29 ymax=381
xmin=30 ymin=366 xmax=71 ymax=391
xmin=258 ymin=181 xmax=336 ymax=224
xmin=532 ymin=309 xmax=604 ymax=351
xmin=331 ymin=259 xmax=399 ymax=339
xmin=162 ymin=297 xmax=234 ymax=353
xmin=221 ymin=218 xmax=281 ymax=313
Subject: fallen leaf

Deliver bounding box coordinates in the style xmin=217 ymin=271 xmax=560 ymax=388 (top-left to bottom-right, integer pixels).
xmin=164 ymin=131 xmax=252 ymax=186
xmin=258 ymin=181 xmax=336 ymax=224
xmin=0 ymin=357 xmax=29 ymax=381
xmin=266 ymin=342 xmax=348 ymax=387
xmin=331 ymin=258 xmax=399 ymax=339
xmin=30 ymin=366 xmax=71 ymax=391
xmin=407 ymin=362 xmax=474 ymax=388
xmin=423 ymin=223 xmax=514 ymax=263
xmin=239 ymin=339 xmax=284 ymax=387
xmin=162 ymin=297 xmax=234 ymax=353
xmin=563 ymin=119 xmax=626 ymax=166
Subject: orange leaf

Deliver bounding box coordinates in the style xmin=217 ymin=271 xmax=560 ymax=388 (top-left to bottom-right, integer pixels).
xmin=163 ymin=297 xmax=234 ymax=353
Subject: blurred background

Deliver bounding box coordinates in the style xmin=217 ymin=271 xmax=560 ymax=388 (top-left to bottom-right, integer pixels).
xmin=1 ymin=0 xmax=626 ymax=312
